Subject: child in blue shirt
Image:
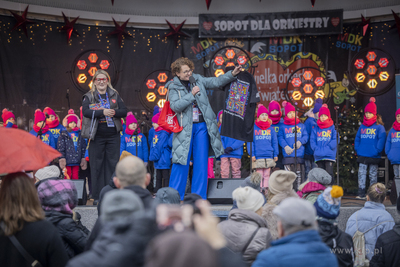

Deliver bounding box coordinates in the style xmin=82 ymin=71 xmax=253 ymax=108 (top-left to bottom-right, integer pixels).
xmin=44 ymin=107 xmax=66 ymax=149
xmin=29 ymin=109 xmax=56 ymax=149
xmin=268 ymin=101 xmax=284 ymax=169
xmin=385 ymin=108 xmax=400 ymax=180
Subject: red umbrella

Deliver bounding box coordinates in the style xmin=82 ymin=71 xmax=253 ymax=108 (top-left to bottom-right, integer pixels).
xmin=0 ymin=127 xmax=61 ymax=175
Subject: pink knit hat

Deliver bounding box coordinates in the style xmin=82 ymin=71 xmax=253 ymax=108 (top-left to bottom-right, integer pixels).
xmin=34 ymin=109 xmax=46 ymax=124
xmin=282 ymin=101 xmax=295 ymax=116
xmin=2 ymin=109 xmax=15 ymax=122
xmin=268 ymin=101 xmax=281 ymax=112
xmin=43 ymin=107 xmax=56 ymax=117
xmin=63 ymin=109 xmax=80 ymax=127
xmin=257 ymin=104 xmax=269 ymax=118
xmin=364 ymin=97 xmax=377 ymax=115
xmin=318 ymin=104 xmax=331 ymax=119
xmin=126 ymin=112 xmax=138 ymax=126
xmin=396 ymin=108 xmax=400 ymax=117
xmin=152 ymin=112 xmax=161 ymax=123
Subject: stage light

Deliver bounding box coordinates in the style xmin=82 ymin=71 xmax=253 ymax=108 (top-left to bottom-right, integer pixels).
xmin=225 ymin=49 xmax=235 ymax=59
xmin=158 ymin=86 xmax=168 ymax=96
xmin=77 ymin=60 xmax=87 ymax=70
xmin=88 ymin=67 xmax=98 ymax=77
xmin=226 ymin=62 xmax=235 ymax=67
xmin=146 ymin=79 xmax=157 ymax=89
xmin=214 ymin=56 xmax=224 ymax=66
xmin=367 ymin=79 xmax=377 ymax=89
xmin=356 ymin=73 xmax=366 ymax=83
xmin=99 ymin=60 xmax=110 ymax=70
xmin=291 ymin=78 xmax=301 ymax=88
xmin=237 ymin=56 xmax=247 ymax=65
xmin=354 ymin=59 xmax=365 ymax=69
xmin=378 ymin=58 xmax=389 ymax=68
xmin=77 ymin=74 xmax=87 ymax=83
xmin=215 ymin=69 xmax=225 ymax=77
xmin=304 ymin=97 xmax=314 ymax=107
xmin=146 ymin=92 xmax=156 ymax=102
xmin=314 ymin=77 xmax=325 ymax=87
xmin=88 ymin=53 xmax=98 ymax=63
xmin=303 ymin=71 xmax=313 ymax=81
xmin=88 ymin=81 xmax=93 ymax=89
xmin=157 ymin=73 xmax=168 ymax=83
xmin=292 ymin=91 xmax=302 ymax=100
xmin=366 ymin=51 xmax=376 ymax=62
xmin=379 ymin=71 xmax=389 ymax=81
xmin=303 ymin=84 xmax=313 ymax=94
xmin=157 ymin=99 xmax=166 ymax=108
xmin=315 ymin=90 xmax=325 ymax=99
xmin=367 ymin=65 xmax=377 ymax=76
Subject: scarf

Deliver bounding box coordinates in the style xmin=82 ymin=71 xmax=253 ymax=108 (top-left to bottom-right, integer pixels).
xmin=269 ymin=113 xmax=282 ymax=125
xmin=393 ymin=121 xmax=400 ymax=131
xmin=98 ymin=91 xmax=115 ymax=127
xmin=284 ymin=117 xmax=300 ymax=125
xmin=155 ymin=126 xmax=172 ymax=133
xmin=363 ymin=115 xmax=377 ymax=127
xmin=33 ymin=123 xmax=49 ymax=134
xmin=255 ymin=119 xmax=271 ymax=130
xmin=317 ymin=118 xmax=334 ymax=129
xmin=125 ymin=127 xmax=141 ymax=136
xmin=46 ymin=117 xmax=60 ymax=128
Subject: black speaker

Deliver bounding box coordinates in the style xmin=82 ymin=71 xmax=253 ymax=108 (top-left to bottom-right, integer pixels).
xmin=207 ymin=178 xmax=245 ymax=204
xmin=69 ymin=180 xmax=85 ymax=204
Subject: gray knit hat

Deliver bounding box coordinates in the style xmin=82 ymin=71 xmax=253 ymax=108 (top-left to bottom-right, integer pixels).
xmin=101 ymin=189 xmax=144 ymax=222
xmin=308 ymin=168 xmax=332 ymax=185
xmin=35 ymin=166 xmax=60 ymax=181
xmin=273 ymin=197 xmax=317 ymax=227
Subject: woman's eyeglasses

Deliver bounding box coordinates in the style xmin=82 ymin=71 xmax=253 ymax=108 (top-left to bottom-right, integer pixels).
xmin=95 ymin=78 xmax=108 ymax=83
xmin=182 ymin=70 xmax=193 ymax=74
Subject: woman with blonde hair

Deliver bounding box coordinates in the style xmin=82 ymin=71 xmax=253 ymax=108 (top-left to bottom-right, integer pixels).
xmin=82 ymin=70 xmax=127 ymax=203
xmin=0 ymin=172 xmax=68 ymax=266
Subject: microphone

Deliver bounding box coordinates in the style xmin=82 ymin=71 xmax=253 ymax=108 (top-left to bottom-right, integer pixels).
xmin=45 ymin=113 xmax=50 ymax=119
xmin=189 ymin=76 xmax=200 ymax=97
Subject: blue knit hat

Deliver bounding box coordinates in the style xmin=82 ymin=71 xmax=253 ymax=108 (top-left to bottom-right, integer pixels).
xmin=313 ymin=98 xmax=323 ymax=113
xmin=314 ymin=186 xmax=343 ymax=220
xmin=153 ymin=106 xmax=160 ymax=116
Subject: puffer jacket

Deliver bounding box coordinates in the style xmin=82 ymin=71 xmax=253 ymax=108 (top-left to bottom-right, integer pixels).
xmin=345 ymin=201 xmax=395 ymax=261
xmin=45 ymin=210 xmax=90 ymax=259
xmin=218 ymin=209 xmax=272 ymax=265
xmin=370 ymin=223 xmax=400 ymax=267
xmin=57 ymin=130 xmax=86 ymax=165
xmin=168 ymin=72 xmax=236 ymax=165
xmin=297 ymin=181 xmax=326 ymax=204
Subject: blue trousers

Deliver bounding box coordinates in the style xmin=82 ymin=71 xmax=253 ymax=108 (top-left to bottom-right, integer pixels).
xmin=358 ymin=163 xmax=378 ymax=191
xmin=170 ymin=122 xmax=209 ymax=200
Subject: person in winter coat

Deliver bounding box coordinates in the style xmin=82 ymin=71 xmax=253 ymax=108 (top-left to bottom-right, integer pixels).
xmin=2 ymin=108 xmax=17 ymax=128
xmin=268 ymin=101 xmax=284 ymax=170
xmin=315 ymin=186 xmax=354 ymax=267
xmin=310 ymin=104 xmax=338 ymax=180
xmin=304 ymin=98 xmax=323 ymax=178
xmin=253 ymin=198 xmax=338 ymax=267
xmin=44 ymin=107 xmax=66 ymax=148
xmin=29 ymin=109 xmax=56 ymax=149
xmin=155 ymin=187 xmax=181 ymax=204
xmin=231 ymin=172 xmax=264 ymax=210
xmin=218 ymin=110 xmax=244 ymax=179
xmin=297 ymin=167 xmax=332 ymax=204
xmin=0 ymin=172 xmax=69 ymax=267
xmin=167 ymin=57 xmax=241 ymax=200
xmin=58 ymin=109 xmax=87 ymax=180
xmin=37 ymin=179 xmax=90 ymax=258
xmin=278 ymin=101 xmax=308 ymax=190
xmin=345 ymin=183 xmax=395 ymax=262
xmin=120 ymin=112 xmax=149 ymax=164
xmin=354 ymin=97 xmax=386 ymax=199
xmin=149 ymin=112 xmax=172 ymax=191
xmin=218 ymin=186 xmax=272 ymax=265
xmin=385 ymin=108 xmax=400 ymax=179
xmin=370 ymin=195 xmax=400 ymax=267
xmin=34 ymin=165 xmax=61 ymax=187
xmin=261 ymin=170 xmax=299 ymax=240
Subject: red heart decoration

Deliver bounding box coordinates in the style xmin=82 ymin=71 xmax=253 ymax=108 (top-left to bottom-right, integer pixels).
xmin=203 ymin=21 xmax=213 ymax=31
xmin=112 ymin=99 xmax=116 ymax=103
xmin=331 ymin=17 xmax=340 ymax=27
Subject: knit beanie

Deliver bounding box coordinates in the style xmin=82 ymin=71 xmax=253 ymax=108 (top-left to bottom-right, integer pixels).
xmin=232 ymin=186 xmax=264 ymax=212
xmin=364 ymin=97 xmax=377 ymax=115
xmin=101 ymin=189 xmax=144 ymax=222
xmin=63 ymin=109 xmax=80 ymax=128
xmin=268 ymin=100 xmax=281 ymax=113
xmin=155 ymin=187 xmax=181 ymax=204
xmin=183 ymin=193 xmax=202 ymax=205
xmin=282 ymin=101 xmax=295 ymax=116
xmin=153 ymin=106 xmax=161 ymax=116
xmin=2 ymin=109 xmax=15 ymax=122
xmin=34 ymin=109 xmax=46 ymax=124
xmin=396 ymin=108 xmax=400 ymax=117
xmin=314 ymin=186 xmax=343 ymax=220
xmin=152 ymin=112 xmax=161 ymax=124
xmin=126 ymin=112 xmax=138 ymax=125
xmin=307 ymin=168 xmax=332 ymax=185
xmin=43 ymin=107 xmax=56 ymax=117
xmin=35 ymin=165 xmax=61 ymax=181
xmin=257 ymin=104 xmax=269 ymax=118
xmin=120 ymin=150 xmax=133 ymax=161
xmin=313 ymin=98 xmax=323 ymax=113
xmin=318 ymin=104 xmax=331 ymax=119
xmin=269 ymin=170 xmax=297 ymax=195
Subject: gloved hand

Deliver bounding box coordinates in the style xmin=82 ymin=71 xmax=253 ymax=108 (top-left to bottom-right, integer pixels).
xmin=295 ymin=141 xmax=302 ymax=149
xmin=80 ymin=158 xmax=87 ymax=170
xmin=284 ymin=146 xmax=294 ymax=155
xmin=224 ymin=147 xmax=234 ymax=154
xmin=59 ymin=158 xmax=66 ymax=169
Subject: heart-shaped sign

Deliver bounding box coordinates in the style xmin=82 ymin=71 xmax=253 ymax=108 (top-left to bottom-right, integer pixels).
xmin=331 ymin=17 xmax=340 ymax=27
xmin=203 ymin=21 xmax=213 ymax=31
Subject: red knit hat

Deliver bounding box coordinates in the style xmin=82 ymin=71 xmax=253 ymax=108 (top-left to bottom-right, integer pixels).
xmin=2 ymin=109 xmax=15 ymax=122
xmin=257 ymin=104 xmax=269 ymax=118
xmin=34 ymin=109 xmax=46 ymax=124
xmin=318 ymin=104 xmax=331 ymax=119
xmin=152 ymin=112 xmax=161 ymax=123
xmin=364 ymin=97 xmax=377 ymax=115
xmin=62 ymin=109 xmax=80 ymax=127
xmin=268 ymin=101 xmax=281 ymax=113
xmin=282 ymin=101 xmax=295 ymax=116
xmin=126 ymin=112 xmax=138 ymax=125
xmin=43 ymin=107 xmax=56 ymax=117
xmin=396 ymin=108 xmax=400 ymax=117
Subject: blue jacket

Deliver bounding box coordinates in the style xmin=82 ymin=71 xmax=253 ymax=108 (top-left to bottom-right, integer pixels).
xmin=355 ymin=123 xmax=386 ymax=159
xmin=149 ymin=129 xmax=172 ymax=169
xmin=385 ymin=128 xmax=400 ymax=164
xmin=248 ymin=125 xmax=279 ymax=159
xmin=345 ymin=201 xmax=395 ymax=261
xmin=252 ymin=230 xmax=338 ymax=267
xmin=304 ymin=117 xmax=317 ymax=156
xmin=49 ymin=124 xmax=66 ymax=149
xmin=29 ymin=130 xmax=56 ymax=149
xmin=148 ymin=127 xmax=155 ymax=148
xmin=278 ymin=123 xmax=308 ymax=158
xmin=57 ymin=130 xmax=86 ymax=166
xmin=310 ymin=124 xmax=338 ymax=162
xmin=271 ymin=119 xmax=284 ymax=136
xmin=219 ymin=127 xmax=243 ymax=159
xmin=120 ymin=133 xmax=149 ymax=162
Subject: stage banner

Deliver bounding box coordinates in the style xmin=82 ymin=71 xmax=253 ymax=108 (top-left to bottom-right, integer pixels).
xmin=199 ymin=9 xmax=343 ymax=38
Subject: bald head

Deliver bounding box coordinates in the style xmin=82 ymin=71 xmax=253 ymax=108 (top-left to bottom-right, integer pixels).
xmin=115 ymin=156 xmax=147 ymax=188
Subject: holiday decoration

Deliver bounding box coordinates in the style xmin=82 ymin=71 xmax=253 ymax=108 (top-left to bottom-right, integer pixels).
xmin=108 ymin=18 xmax=131 ymax=47
xmin=9 ymin=5 xmax=33 ymax=37
xmin=164 ymin=20 xmax=190 ymax=46
xmin=59 ymin=12 xmax=79 ymax=43
xmin=205 ymin=0 xmax=212 ymax=10
xmin=391 ymin=10 xmax=400 ymax=40
xmin=359 ymin=14 xmax=370 ymax=36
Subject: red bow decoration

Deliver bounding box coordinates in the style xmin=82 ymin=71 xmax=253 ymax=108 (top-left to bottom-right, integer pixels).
xmin=9 ymin=5 xmax=34 ymax=37
xmin=107 ymin=18 xmax=132 ymax=47
xmin=205 ymin=0 xmax=212 ymax=10
xmin=391 ymin=10 xmax=400 ymax=40
xmin=164 ymin=20 xmax=190 ymax=46
xmin=359 ymin=14 xmax=370 ymax=36
xmin=59 ymin=12 xmax=80 ymax=43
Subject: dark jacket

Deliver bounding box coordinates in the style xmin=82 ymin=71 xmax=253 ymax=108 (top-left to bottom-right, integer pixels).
xmin=0 ymin=220 xmax=69 ymax=267
xmin=45 ymin=210 xmax=90 ymax=259
xmin=97 ymin=176 xmax=117 ymax=216
xmin=57 ymin=130 xmax=86 ymax=165
xmin=370 ymin=223 xmax=400 ymax=267
xmin=318 ymin=220 xmax=354 ymax=267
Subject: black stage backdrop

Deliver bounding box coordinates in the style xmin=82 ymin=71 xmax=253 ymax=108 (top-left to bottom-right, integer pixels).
xmin=0 ymin=15 xmax=399 ymax=132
